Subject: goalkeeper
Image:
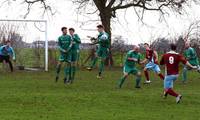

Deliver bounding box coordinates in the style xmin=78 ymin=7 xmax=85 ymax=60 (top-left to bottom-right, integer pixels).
xmin=0 ymin=40 xmax=16 ymax=72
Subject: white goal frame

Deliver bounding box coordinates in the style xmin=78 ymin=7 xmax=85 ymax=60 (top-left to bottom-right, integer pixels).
xmin=0 ymin=19 xmax=48 ymax=71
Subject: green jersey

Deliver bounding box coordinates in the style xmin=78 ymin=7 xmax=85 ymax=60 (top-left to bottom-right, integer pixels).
xmin=124 ymin=50 xmax=141 ymax=67
xmin=184 ymin=47 xmax=199 ymax=65
xmin=71 ymin=34 xmax=81 ymax=51
xmin=97 ymin=32 xmax=110 ymax=49
xmin=58 ymin=34 xmax=72 ymax=53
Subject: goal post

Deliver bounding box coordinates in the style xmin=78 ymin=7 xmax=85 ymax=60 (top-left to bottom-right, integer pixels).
xmin=0 ymin=19 xmax=48 ymax=71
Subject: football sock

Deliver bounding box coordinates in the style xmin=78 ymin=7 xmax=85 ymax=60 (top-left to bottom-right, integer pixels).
xmin=144 ymin=70 xmax=150 ymax=81
xmin=118 ymin=76 xmax=127 ymax=88
xmin=99 ymin=59 xmax=105 ymax=76
xmin=71 ymin=66 xmax=76 ymax=81
xmin=56 ymin=64 xmax=61 ymax=77
xmin=8 ymin=60 xmax=13 ymax=72
xmin=90 ymin=57 xmax=98 ymax=68
xmin=135 ymin=76 xmax=141 ymax=87
xmin=64 ymin=63 xmax=70 ymax=80
xmin=158 ymin=73 xmax=164 ymax=80
xmin=182 ymin=68 xmax=187 ymax=82
xmin=166 ymin=88 xmax=178 ymax=97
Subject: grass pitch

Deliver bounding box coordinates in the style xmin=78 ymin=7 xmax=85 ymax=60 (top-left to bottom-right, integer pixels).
xmin=0 ymin=69 xmax=200 ymax=120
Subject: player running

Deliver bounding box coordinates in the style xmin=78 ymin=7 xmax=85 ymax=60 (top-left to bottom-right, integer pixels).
xmin=182 ymin=42 xmax=199 ymax=83
xmin=118 ymin=45 xmax=142 ymax=89
xmin=141 ymin=43 xmax=164 ymax=84
xmin=69 ymin=28 xmax=81 ymax=83
xmin=87 ymin=25 xmax=110 ymax=79
xmin=0 ymin=40 xmax=16 ymax=72
xmin=55 ymin=27 xmax=72 ymax=84
xmin=160 ymin=44 xmax=197 ymax=103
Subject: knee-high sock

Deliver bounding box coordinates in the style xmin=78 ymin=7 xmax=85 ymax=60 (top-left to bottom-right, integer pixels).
xmin=144 ymin=70 xmax=150 ymax=81
xmin=158 ymin=73 xmax=164 ymax=80
xmin=99 ymin=59 xmax=105 ymax=76
xmin=64 ymin=63 xmax=70 ymax=79
xmin=90 ymin=57 xmax=98 ymax=68
xmin=7 ymin=60 xmax=13 ymax=72
xmin=182 ymin=68 xmax=187 ymax=82
xmin=135 ymin=76 xmax=141 ymax=87
xmin=118 ymin=76 xmax=127 ymax=88
xmin=165 ymin=88 xmax=178 ymax=97
xmin=71 ymin=65 xmax=76 ymax=81
xmin=56 ymin=64 xmax=61 ymax=77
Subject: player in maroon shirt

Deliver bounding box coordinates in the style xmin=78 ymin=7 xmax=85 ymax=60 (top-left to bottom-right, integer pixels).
xmin=160 ymin=44 xmax=197 ymax=103
xmin=141 ymin=43 xmax=164 ymax=84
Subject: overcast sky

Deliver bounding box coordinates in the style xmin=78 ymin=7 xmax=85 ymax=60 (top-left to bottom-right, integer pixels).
xmin=0 ymin=0 xmax=200 ymax=44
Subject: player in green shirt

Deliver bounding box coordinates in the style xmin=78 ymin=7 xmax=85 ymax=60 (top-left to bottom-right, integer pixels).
xmin=69 ymin=28 xmax=81 ymax=83
xmin=182 ymin=42 xmax=199 ymax=83
xmin=55 ymin=27 xmax=72 ymax=84
xmin=87 ymin=25 xmax=110 ymax=79
xmin=118 ymin=45 xmax=142 ymax=88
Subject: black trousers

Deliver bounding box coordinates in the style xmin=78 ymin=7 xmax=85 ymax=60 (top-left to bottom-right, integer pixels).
xmin=0 ymin=55 xmax=13 ymax=72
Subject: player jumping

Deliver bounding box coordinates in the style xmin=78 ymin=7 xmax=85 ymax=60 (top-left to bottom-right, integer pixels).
xmin=160 ymin=43 xmax=197 ymax=103
xmin=87 ymin=25 xmax=110 ymax=79
xmin=0 ymin=40 xmax=16 ymax=72
xmin=118 ymin=45 xmax=142 ymax=89
xmin=69 ymin=28 xmax=81 ymax=83
xmin=55 ymin=27 xmax=72 ymax=84
xmin=182 ymin=42 xmax=199 ymax=83
xmin=141 ymin=43 xmax=164 ymax=84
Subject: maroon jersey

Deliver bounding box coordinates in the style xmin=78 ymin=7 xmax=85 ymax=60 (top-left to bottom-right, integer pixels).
xmin=146 ymin=49 xmax=158 ymax=64
xmin=160 ymin=51 xmax=187 ymax=75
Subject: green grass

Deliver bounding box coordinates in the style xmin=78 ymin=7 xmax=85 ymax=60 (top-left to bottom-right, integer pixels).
xmin=0 ymin=69 xmax=200 ymax=120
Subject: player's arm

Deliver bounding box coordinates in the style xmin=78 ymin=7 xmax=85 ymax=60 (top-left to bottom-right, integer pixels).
xmin=180 ymin=55 xmax=197 ymax=69
xmin=127 ymin=52 xmax=138 ymax=62
xmin=74 ymin=34 xmax=81 ymax=44
xmin=154 ymin=51 xmax=159 ymax=64
xmin=66 ymin=37 xmax=73 ymax=52
xmin=57 ymin=37 xmax=66 ymax=53
xmin=140 ymin=58 xmax=148 ymax=64
xmin=10 ymin=47 xmax=16 ymax=61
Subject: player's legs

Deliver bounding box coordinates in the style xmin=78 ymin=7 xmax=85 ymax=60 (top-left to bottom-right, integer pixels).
xmin=144 ymin=62 xmax=156 ymax=83
xmin=164 ymin=75 xmax=182 ymax=103
xmin=55 ymin=61 xmax=62 ymax=82
xmin=71 ymin=62 xmax=76 ymax=81
xmin=3 ymin=56 xmax=13 ymax=72
xmin=135 ymin=71 xmax=141 ymax=88
xmin=64 ymin=61 xmax=71 ymax=84
xmin=97 ymin=57 xmax=106 ymax=78
xmin=182 ymin=66 xmax=188 ymax=83
xmin=118 ymin=67 xmax=129 ymax=88
xmin=6 ymin=59 xmax=13 ymax=72
xmin=0 ymin=55 xmax=3 ymax=63
xmin=154 ymin=65 xmax=164 ymax=80
xmin=87 ymin=53 xmax=98 ymax=70
xmin=70 ymin=51 xmax=77 ymax=82
xmin=97 ymin=49 xmax=108 ymax=78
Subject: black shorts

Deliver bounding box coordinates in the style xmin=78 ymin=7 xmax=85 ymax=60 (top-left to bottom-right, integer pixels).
xmin=0 ymin=55 xmax=10 ymax=63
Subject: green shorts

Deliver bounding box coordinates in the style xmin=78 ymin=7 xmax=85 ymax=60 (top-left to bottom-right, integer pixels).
xmin=59 ymin=53 xmax=71 ymax=63
xmin=123 ymin=65 xmax=139 ymax=75
xmin=71 ymin=50 xmax=79 ymax=62
xmin=97 ymin=48 xmax=109 ymax=59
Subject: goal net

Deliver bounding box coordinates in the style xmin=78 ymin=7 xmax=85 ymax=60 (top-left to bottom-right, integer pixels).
xmin=0 ymin=19 xmax=48 ymax=71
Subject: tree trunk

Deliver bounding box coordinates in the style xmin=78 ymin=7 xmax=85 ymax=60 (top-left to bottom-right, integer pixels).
xmin=99 ymin=10 xmax=114 ymax=66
